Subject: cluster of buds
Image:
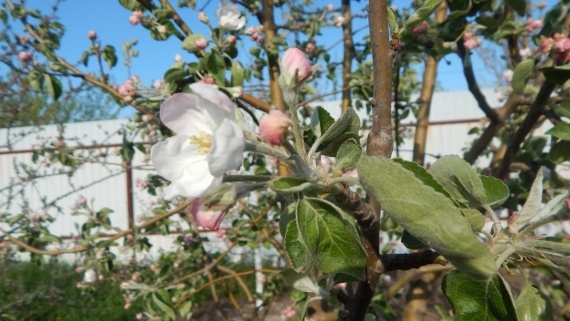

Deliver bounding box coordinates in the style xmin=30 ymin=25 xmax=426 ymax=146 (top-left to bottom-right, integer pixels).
xmin=118 ymin=79 xmax=137 ymax=103
xmin=244 ymin=25 xmax=263 ymax=42
xmin=129 ymin=11 xmax=143 ymax=25
xmin=86 ymin=30 xmax=98 ymax=40
xmin=18 ymin=51 xmax=33 ymax=63
xmin=540 ymin=33 xmax=570 ymax=64
xmin=463 ymin=32 xmax=482 ymax=50
xmin=526 ymin=18 xmax=543 ymax=32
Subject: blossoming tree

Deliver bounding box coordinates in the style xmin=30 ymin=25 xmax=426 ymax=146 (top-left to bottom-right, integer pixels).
xmin=2 ymin=0 xmax=570 ymax=320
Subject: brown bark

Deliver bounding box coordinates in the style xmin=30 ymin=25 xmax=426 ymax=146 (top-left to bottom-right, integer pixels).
xmin=260 ymin=0 xmax=285 ymax=111
xmin=341 ymin=0 xmax=354 ymax=112
xmin=411 ymin=2 xmax=448 ymax=165
xmin=412 ymin=56 xmax=438 ymax=165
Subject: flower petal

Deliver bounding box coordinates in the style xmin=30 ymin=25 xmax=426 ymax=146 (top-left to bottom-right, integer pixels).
xmin=160 ymin=93 xmax=215 ymax=136
xmin=208 ymin=119 xmax=244 ymax=177
xmin=151 ymin=135 xmax=199 ymax=181
xmin=190 ymin=83 xmax=235 ymax=122
xmin=188 ymin=199 xmax=227 ymax=230
xmin=152 ymin=135 xmax=222 ymax=199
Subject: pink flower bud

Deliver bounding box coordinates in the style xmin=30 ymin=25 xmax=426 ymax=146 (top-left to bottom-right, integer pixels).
xmin=412 ymin=21 xmax=428 ymax=34
xmin=259 ymin=110 xmax=292 ymax=145
xmin=87 ymin=30 xmax=97 ymax=40
xmin=122 ymin=96 xmax=133 ymax=103
xmin=188 ymin=199 xmax=228 ymax=231
xmin=555 ymin=37 xmax=570 ymax=53
xmin=174 ymin=53 xmax=182 ymax=62
xmin=157 ymin=25 xmax=167 ymax=34
xmin=129 ymin=11 xmax=143 ymax=25
xmin=227 ymin=35 xmax=237 ymax=44
xmin=463 ymin=32 xmax=473 ymax=41
xmin=278 ymin=47 xmax=312 ymax=89
xmin=200 ymin=76 xmax=215 ymax=85
xmin=33 ymin=61 xmax=40 ymax=67
xmin=18 ymin=51 xmax=33 ymax=63
xmin=198 ymin=12 xmax=209 ymax=23
xmin=463 ymin=38 xmax=481 ymax=50
xmin=195 ymin=38 xmax=208 ymax=49
xmin=305 ymin=42 xmax=316 ymax=53
xmin=142 ymin=114 xmax=152 ymax=123
xmin=540 ymin=37 xmax=554 ymax=53
xmin=327 ymin=4 xmax=334 ymax=12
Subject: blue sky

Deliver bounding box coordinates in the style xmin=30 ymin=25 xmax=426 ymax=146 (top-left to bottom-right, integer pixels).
xmin=13 ymin=0 xmax=556 ymax=116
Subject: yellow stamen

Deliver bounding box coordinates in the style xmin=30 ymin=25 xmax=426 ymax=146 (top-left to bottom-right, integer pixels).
xmin=189 ymin=132 xmax=213 ymax=154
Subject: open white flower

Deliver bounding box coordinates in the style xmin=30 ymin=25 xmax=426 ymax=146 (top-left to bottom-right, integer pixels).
xmin=151 ymin=83 xmax=244 ymax=200
xmin=217 ymin=4 xmax=246 ymax=30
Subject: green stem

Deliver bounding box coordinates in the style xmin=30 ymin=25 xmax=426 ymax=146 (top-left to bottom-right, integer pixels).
xmin=222 ymin=175 xmax=274 ymax=182
xmin=244 ymin=141 xmax=289 ymax=161
xmin=286 ymin=94 xmax=306 ymax=160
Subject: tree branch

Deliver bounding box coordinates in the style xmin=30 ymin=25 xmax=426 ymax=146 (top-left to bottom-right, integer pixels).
xmin=494 ymin=81 xmax=556 ymax=178
xmin=456 ymin=39 xmax=500 ymax=123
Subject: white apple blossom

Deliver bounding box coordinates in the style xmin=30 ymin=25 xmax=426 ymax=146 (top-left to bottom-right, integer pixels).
xmin=217 ymin=4 xmax=246 ymax=31
xmin=83 ymin=269 xmax=96 ymax=283
xmin=151 ymin=83 xmax=244 ymax=200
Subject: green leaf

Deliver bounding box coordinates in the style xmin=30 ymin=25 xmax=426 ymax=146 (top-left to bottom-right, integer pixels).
xmin=552 ymin=101 xmax=570 ymax=118
xmin=448 ymin=0 xmax=472 ymax=21
xmin=515 ymin=282 xmax=553 ymax=321
xmin=540 ymin=64 xmax=570 ymax=86
xmin=480 ymin=176 xmax=510 ymax=207
xmin=442 ymin=270 xmax=519 ymax=321
xmin=163 ymin=67 xmax=187 ymax=83
xmin=393 ymin=158 xmax=453 ymax=199
xmin=319 ymin=107 xmax=358 ymax=146
xmin=153 ymin=8 xmax=173 ymax=20
xmin=151 ymin=293 xmax=176 ymax=320
xmin=548 ymin=140 xmax=570 ymax=163
xmin=506 ymin=0 xmax=526 ymax=16
xmin=545 ymin=123 xmax=570 ymax=140
xmin=387 ymin=6 xmax=399 ymax=34
xmin=510 ymin=168 xmax=543 ymax=232
xmin=205 ymin=51 xmax=226 ymax=85
xmin=280 ymin=268 xmax=320 ymax=293
xmin=43 ymin=74 xmax=62 ymax=100
xmin=231 ymin=61 xmax=245 ymax=87
xmin=283 ymin=216 xmax=310 ymax=271
xmin=358 ymin=156 xmax=496 ymax=280
xmin=310 ymin=106 xmax=336 ymax=139
xmin=429 ymin=155 xmax=487 ymax=207
xmin=102 ymin=45 xmax=117 ymax=68
xmin=461 ymin=208 xmax=485 ymax=232
xmin=296 ymin=198 xmax=367 ymax=280
xmin=511 ymin=59 xmax=534 ymax=94
xmin=402 ymin=0 xmax=443 ymax=33
xmin=181 ymin=34 xmax=207 ymax=52
xmin=334 ymin=139 xmax=362 ymax=171
xmin=118 ymin=0 xmax=140 ymax=10
xmin=270 ymin=177 xmax=311 ymax=192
